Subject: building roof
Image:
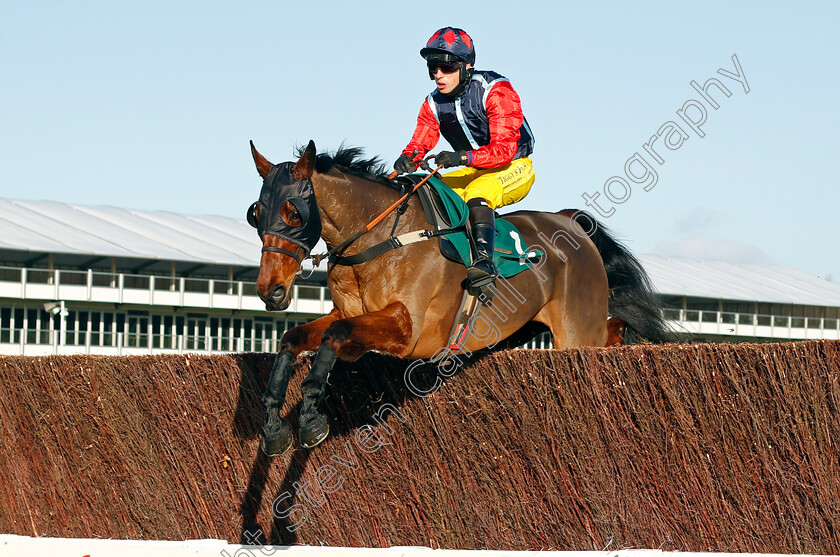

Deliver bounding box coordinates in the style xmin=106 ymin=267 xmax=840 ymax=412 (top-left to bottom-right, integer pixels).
xmin=1 ymin=198 xmax=839 ymax=307
xmin=639 ymin=254 xmax=840 ymax=307
xmin=0 ymin=198 xmax=265 ymax=268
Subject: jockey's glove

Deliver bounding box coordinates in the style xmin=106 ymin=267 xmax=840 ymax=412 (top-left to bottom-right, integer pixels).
xmin=436 ymin=150 xmax=469 ymax=168
xmin=394 ymin=153 xmax=417 ymax=175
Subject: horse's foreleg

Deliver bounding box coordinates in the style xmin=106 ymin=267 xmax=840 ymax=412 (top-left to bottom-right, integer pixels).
xmin=298 ymin=302 xmax=413 ymax=449
xmin=279 ymin=307 xmax=343 ymax=356
xmin=261 ymin=309 xmax=342 ymax=456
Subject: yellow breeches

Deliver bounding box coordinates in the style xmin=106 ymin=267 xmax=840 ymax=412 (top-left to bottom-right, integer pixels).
xmin=440 ymin=157 xmax=535 ymax=210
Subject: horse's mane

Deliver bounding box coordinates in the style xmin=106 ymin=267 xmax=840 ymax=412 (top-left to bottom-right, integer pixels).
xmin=297 ymin=144 xmax=392 ymax=185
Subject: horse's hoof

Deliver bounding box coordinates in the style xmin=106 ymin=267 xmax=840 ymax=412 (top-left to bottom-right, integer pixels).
xmin=261 ymin=418 xmax=294 ymax=457
xmin=299 ymin=414 xmax=330 ymax=449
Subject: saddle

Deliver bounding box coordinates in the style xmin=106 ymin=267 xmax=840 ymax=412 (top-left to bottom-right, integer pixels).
xmin=392 ymin=173 xmax=541 ymax=279
xmin=392 ymin=174 xmax=463 ymax=263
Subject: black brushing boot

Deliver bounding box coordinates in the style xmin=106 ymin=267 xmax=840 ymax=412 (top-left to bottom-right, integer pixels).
xmin=466 ymin=198 xmax=498 ymax=292
xmin=298 ymin=345 xmax=337 ymax=449
xmin=261 ymin=350 xmax=295 ymax=456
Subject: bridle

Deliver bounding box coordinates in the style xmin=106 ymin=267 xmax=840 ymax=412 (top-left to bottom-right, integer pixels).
xmin=306 ymin=156 xmax=444 ymax=269
xmin=248 ymin=162 xmax=322 ymax=272
xmin=252 ymin=154 xmax=445 ymax=274
xmin=261 ymin=243 xmax=310 ymax=266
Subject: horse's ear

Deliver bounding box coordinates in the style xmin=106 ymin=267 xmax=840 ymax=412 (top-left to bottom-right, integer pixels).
xmin=291 ymin=140 xmax=317 ymax=180
xmin=250 ymin=140 xmax=273 ymax=179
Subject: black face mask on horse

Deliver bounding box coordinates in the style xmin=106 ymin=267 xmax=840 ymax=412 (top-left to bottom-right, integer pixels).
xmin=247 ymin=162 xmax=322 ymax=264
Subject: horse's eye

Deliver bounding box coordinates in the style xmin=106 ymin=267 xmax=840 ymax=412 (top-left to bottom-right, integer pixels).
xmin=280 ymin=200 xmax=304 ymax=227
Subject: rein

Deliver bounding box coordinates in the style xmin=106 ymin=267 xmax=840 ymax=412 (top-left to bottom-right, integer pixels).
xmin=309 ymin=159 xmax=445 ymax=268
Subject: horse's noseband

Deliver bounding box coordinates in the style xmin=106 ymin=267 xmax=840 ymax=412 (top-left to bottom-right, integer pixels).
xmin=261 ymin=243 xmax=309 ymax=265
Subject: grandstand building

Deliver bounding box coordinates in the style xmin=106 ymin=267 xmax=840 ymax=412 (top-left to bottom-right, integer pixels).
xmin=1 ymin=198 xmax=838 ymax=355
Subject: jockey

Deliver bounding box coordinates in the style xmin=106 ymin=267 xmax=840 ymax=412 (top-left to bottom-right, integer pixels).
xmin=394 ymin=27 xmax=535 ymax=291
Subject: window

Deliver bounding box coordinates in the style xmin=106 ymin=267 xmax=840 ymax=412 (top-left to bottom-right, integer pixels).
xmin=127 ymin=313 xmax=149 ymax=348
xmin=186 ymin=315 xmax=207 ymax=350
xmin=27 ymin=270 xmax=52 ymax=284
xmin=721 ymin=302 xmax=753 ymax=314
xmin=663 ymin=308 xmax=681 ymax=320
xmin=0 ymin=307 xmax=14 ymax=343
xmin=103 ymin=313 xmax=115 ymax=346
xmin=242 ymin=282 xmax=257 ymax=297
xmin=686 ymin=298 xmax=717 ymax=312
xmin=64 ymin=310 xmax=89 ymax=346
xmin=27 ymin=309 xmax=48 ymax=344
xmin=154 ymin=277 xmax=178 ymax=292
xmin=213 ymin=280 xmax=236 ymax=295
xmin=0 ymin=268 xmax=22 ymax=282
xmin=232 ymin=318 xmax=242 ymax=352
xmin=254 ymin=318 xmax=273 ymax=352
xmin=660 ymin=296 xmax=683 ymax=309
xmin=12 ymin=308 xmax=23 ymax=344
xmin=176 ymin=316 xmax=185 ymax=349
xmin=58 ymin=269 xmax=87 ymax=286
xmin=92 ymin=272 xmax=118 ymax=287
xmin=153 ymin=314 xmax=176 ymax=349
xmin=184 ymin=278 xmax=209 ymax=294
xmin=297 ymin=286 xmax=322 ymax=300
xmin=90 ymin=312 xmax=102 ymax=346
xmin=242 ymin=319 xmax=254 ymax=351
xmin=210 ymin=317 xmax=233 ymax=352
xmin=123 ymin=275 xmax=150 ymax=290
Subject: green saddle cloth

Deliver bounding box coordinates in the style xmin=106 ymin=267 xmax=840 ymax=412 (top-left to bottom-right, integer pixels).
xmin=423 ymin=174 xmax=542 ymax=279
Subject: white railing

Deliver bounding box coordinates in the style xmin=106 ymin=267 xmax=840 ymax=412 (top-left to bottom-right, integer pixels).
xmin=7 ymin=535 xmax=807 ymax=557
xmin=0 ymin=265 xmax=333 ymax=315
xmin=0 ymin=320 xmax=298 ymax=356
xmin=2 ymin=266 xmax=839 ymax=357
xmin=664 ymin=308 xmax=840 ymax=340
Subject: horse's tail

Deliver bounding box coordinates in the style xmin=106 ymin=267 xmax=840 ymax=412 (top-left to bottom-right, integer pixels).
xmin=564 ymin=210 xmax=674 ymax=344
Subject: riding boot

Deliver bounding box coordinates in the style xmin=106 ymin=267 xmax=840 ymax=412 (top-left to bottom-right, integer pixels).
xmin=466 ymin=198 xmax=498 ymax=291
xmin=260 ymin=350 xmax=295 ymax=456
xmin=298 ymin=345 xmax=337 ymax=449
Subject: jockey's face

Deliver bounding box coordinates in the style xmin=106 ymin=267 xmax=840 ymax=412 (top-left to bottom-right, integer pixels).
xmin=432 ymin=62 xmax=471 ymax=95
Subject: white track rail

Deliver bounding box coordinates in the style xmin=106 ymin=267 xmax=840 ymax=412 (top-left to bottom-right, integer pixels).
xmin=0 ymin=535 xmax=830 ymax=557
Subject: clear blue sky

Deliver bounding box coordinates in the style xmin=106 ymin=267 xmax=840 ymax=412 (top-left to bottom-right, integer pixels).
xmin=2 ymin=1 xmax=838 ymax=281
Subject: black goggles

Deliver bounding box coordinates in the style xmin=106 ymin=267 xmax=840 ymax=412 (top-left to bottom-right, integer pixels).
xmin=427 ymin=60 xmax=460 ymax=78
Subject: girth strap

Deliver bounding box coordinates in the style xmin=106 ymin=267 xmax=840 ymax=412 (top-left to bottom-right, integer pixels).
xmin=330 ymin=230 xmax=428 ymax=267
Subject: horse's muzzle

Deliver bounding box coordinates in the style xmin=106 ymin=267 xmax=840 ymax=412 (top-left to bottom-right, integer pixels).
xmin=260 ymin=285 xmax=290 ymax=311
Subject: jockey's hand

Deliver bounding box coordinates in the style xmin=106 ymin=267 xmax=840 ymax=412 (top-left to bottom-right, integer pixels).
xmin=394 ymin=153 xmax=417 ymax=175
xmin=435 ymin=151 xmax=469 ymax=168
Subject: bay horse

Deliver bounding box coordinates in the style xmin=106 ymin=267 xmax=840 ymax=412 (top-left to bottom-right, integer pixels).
xmin=248 ymin=140 xmax=671 ymax=455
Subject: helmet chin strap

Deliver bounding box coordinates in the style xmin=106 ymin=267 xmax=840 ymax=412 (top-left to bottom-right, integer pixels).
xmin=445 ymin=62 xmax=473 ymax=98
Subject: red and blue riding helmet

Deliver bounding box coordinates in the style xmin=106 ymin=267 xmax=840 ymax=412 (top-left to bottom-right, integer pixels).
xmin=420 ymin=27 xmax=476 ymax=65
xmin=420 ymin=27 xmax=475 ymax=96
